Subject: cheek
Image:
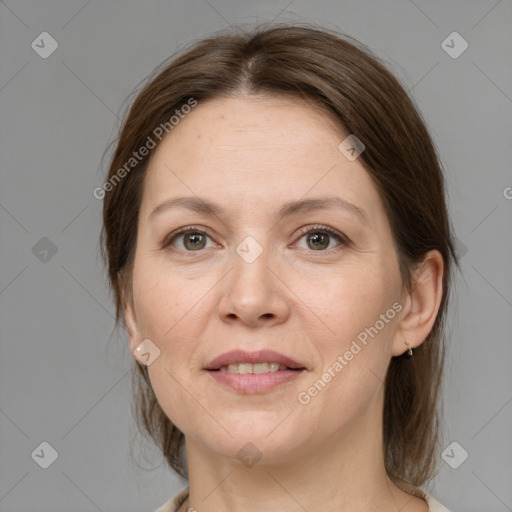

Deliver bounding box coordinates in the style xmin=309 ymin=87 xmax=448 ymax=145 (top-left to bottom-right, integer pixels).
xmin=295 ymin=261 xmax=399 ymax=412
xmin=132 ymin=261 xmax=200 ymax=338
xmin=133 ymin=272 xmax=205 ymax=431
xmin=298 ymin=269 xmax=395 ymax=424
xmin=297 ymin=264 xmax=391 ymax=343
xmin=132 ymin=265 xmax=211 ymax=388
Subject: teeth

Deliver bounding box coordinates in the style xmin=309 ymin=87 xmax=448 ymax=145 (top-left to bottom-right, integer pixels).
xmin=219 ymin=363 xmax=290 ymax=374
xmin=238 ymin=363 xmax=252 ymax=374
xmin=253 ymin=363 xmax=269 ymax=374
xmin=269 ymin=362 xmax=280 ymax=372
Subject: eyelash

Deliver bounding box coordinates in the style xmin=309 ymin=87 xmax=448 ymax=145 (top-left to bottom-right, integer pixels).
xmin=161 ymin=224 xmax=350 ymax=254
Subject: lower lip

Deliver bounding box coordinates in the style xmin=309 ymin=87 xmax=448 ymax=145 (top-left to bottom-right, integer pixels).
xmin=206 ymin=369 xmax=305 ymax=394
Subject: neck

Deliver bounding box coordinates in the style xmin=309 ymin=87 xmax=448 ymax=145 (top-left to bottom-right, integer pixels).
xmin=180 ymin=387 xmax=427 ymax=512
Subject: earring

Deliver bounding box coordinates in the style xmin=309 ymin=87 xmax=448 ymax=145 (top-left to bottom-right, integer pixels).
xmin=404 ymin=339 xmax=413 ymax=356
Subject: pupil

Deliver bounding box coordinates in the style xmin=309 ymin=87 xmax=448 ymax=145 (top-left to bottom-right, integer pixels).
xmin=186 ymin=233 xmax=205 ymax=250
xmin=308 ymin=232 xmax=328 ymax=250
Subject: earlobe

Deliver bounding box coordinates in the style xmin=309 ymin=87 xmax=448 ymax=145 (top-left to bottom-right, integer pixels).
xmin=392 ymin=250 xmax=444 ymax=357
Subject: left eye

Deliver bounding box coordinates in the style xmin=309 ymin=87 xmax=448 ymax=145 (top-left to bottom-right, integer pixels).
xmin=295 ymin=226 xmax=348 ymax=251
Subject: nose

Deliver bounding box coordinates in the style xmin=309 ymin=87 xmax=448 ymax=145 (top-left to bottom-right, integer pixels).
xmin=217 ymin=244 xmax=291 ymax=328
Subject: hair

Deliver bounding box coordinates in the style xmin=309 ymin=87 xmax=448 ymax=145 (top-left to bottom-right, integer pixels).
xmin=100 ymin=23 xmax=459 ymax=495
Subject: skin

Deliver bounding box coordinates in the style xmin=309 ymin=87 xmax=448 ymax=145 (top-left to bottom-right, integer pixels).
xmin=123 ymin=95 xmax=444 ymax=512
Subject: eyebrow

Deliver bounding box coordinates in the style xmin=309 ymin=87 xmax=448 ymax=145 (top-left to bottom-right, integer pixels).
xmin=149 ymin=195 xmax=369 ymax=224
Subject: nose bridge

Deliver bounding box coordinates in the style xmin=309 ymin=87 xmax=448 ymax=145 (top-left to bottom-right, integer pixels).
xmin=231 ymin=234 xmax=273 ymax=299
xmin=217 ymin=232 xmax=289 ymax=325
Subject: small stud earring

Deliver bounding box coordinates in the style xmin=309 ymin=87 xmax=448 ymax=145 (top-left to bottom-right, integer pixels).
xmin=404 ymin=339 xmax=413 ymax=356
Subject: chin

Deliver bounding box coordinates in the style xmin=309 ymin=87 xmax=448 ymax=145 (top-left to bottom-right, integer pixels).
xmin=204 ymin=434 xmax=306 ymax=467
xmin=191 ymin=418 xmax=308 ymax=464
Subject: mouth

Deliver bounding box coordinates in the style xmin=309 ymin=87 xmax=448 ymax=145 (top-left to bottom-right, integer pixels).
xmin=205 ymin=349 xmax=306 ymax=371
xmin=204 ymin=350 xmax=307 ymax=394
xmin=216 ymin=362 xmax=300 ymax=374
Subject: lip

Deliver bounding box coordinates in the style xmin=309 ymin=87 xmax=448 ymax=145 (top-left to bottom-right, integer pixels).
xmin=204 ymin=349 xmax=307 ymax=394
xmin=208 ymin=369 xmax=305 ymax=394
xmin=204 ymin=349 xmax=305 ymax=370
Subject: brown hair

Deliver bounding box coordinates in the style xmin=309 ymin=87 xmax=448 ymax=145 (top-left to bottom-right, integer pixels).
xmin=100 ymin=23 xmax=459 ymax=494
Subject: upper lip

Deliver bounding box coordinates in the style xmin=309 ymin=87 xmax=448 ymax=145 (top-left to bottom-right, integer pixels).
xmin=205 ymin=350 xmax=306 ymax=370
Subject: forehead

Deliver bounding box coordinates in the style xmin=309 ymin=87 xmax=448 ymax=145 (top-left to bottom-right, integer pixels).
xmin=140 ymin=95 xmax=383 ymax=227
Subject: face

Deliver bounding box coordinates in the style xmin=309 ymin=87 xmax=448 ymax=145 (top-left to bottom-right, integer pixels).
xmin=124 ymin=95 xmax=406 ymax=464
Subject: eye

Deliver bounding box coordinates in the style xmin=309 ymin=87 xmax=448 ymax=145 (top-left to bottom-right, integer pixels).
xmin=162 ymin=226 xmax=216 ymax=251
xmin=161 ymin=224 xmax=350 ymax=253
xmin=294 ymin=224 xmax=349 ymax=252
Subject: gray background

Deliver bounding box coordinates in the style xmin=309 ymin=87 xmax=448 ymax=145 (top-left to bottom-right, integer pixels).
xmin=1 ymin=1 xmax=511 ymax=511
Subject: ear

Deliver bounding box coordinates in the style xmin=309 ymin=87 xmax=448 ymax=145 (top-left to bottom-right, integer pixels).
xmin=119 ymin=275 xmax=143 ymax=356
xmin=392 ymin=250 xmax=444 ymax=357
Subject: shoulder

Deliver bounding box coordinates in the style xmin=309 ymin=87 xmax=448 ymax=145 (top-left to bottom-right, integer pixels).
xmin=153 ymin=486 xmax=189 ymax=512
xmin=422 ymin=490 xmax=452 ymax=512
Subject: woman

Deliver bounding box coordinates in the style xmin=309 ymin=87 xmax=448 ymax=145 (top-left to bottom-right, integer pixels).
xmin=100 ymin=24 xmax=458 ymax=512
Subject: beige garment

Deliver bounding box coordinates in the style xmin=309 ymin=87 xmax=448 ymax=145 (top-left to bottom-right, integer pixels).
xmin=154 ymin=486 xmax=451 ymax=512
